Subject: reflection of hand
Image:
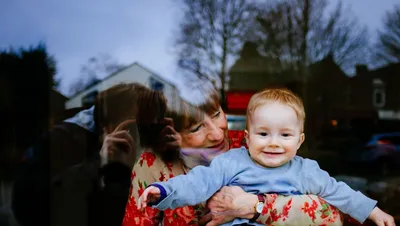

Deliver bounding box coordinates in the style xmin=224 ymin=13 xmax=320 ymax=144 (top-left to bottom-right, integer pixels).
xmin=157 ymin=118 xmax=182 ymax=154
xmin=368 ymin=207 xmax=395 ymax=226
xmin=200 ymin=186 xmax=257 ymax=226
xmin=100 ymin=119 xmax=137 ymax=169
xmin=137 ymin=186 xmax=161 ymax=210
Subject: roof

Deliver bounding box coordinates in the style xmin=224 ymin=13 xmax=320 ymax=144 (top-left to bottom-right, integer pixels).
xmin=68 ymin=62 xmax=177 ymax=99
xmin=352 ymin=62 xmax=400 ymax=79
xmin=51 ymin=89 xmax=68 ymax=100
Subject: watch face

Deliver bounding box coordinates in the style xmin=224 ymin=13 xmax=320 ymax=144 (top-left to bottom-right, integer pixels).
xmin=256 ymin=202 xmax=264 ymax=213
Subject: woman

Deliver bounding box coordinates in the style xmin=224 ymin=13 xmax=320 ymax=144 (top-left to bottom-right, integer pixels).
xmin=123 ymin=92 xmax=343 ymax=226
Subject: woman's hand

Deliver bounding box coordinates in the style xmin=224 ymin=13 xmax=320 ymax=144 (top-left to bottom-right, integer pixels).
xmin=200 ymin=186 xmax=258 ymax=226
xmin=100 ymin=119 xmax=137 ymax=169
xmin=158 ymin=118 xmax=182 ymax=153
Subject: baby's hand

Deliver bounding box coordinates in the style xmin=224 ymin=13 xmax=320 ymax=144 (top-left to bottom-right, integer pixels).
xmin=368 ymin=207 xmax=395 ymax=226
xmin=137 ymin=186 xmax=161 ymax=210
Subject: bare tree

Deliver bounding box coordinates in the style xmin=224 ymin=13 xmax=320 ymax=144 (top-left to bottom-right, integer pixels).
xmin=256 ymin=0 xmax=368 ymax=74
xmin=68 ymin=53 xmax=126 ymax=96
xmin=310 ymin=1 xmax=369 ymax=70
xmin=375 ymin=4 xmax=400 ymax=63
xmin=250 ymin=0 xmax=368 ymax=139
xmin=68 ymin=74 xmax=100 ymax=96
xmin=175 ymin=0 xmax=258 ymax=107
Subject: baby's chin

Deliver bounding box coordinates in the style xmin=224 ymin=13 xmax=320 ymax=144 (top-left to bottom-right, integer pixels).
xmin=260 ymin=159 xmax=291 ymax=168
xmin=264 ymin=163 xmax=286 ymax=168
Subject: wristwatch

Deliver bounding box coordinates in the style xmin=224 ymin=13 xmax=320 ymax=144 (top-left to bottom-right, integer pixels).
xmin=250 ymin=194 xmax=265 ymax=222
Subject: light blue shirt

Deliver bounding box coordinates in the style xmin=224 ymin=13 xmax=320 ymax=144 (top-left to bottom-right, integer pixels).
xmin=64 ymin=106 xmax=96 ymax=132
xmin=154 ymin=147 xmax=377 ymax=225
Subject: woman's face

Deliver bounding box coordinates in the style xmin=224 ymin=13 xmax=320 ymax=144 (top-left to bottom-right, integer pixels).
xmin=180 ymin=107 xmax=229 ymax=152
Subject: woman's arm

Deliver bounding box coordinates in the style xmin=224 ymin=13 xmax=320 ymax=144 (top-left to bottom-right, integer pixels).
xmin=203 ymin=186 xmax=343 ymax=226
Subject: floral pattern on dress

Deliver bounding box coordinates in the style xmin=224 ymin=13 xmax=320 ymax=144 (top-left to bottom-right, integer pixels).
xmin=139 ymin=152 xmax=156 ymax=167
xmin=257 ymin=195 xmax=343 ymax=226
xmin=123 ymin=131 xmax=345 ymax=226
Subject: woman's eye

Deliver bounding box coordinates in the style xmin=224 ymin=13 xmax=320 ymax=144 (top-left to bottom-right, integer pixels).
xmin=189 ymin=124 xmax=202 ymax=133
xmin=212 ymin=111 xmax=221 ymax=118
xmin=259 ymin=132 xmax=268 ymax=137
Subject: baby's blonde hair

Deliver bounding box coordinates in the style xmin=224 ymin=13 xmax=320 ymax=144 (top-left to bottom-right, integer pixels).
xmin=246 ymin=88 xmax=305 ymax=131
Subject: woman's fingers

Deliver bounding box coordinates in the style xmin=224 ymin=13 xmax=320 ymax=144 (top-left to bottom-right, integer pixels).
xmin=104 ymin=136 xmax=133 ymax=152
xmin=198 ymin=211 xmax=212 ymax=225
xmin=113 ymin=119 xmax=137 ymax=132
xmin=159 ymin=125 xmax=182 ymax=152
xmin=107 ymin=131 xmax=135 ymax=151
xmin=162 ymin=117 xmax=174 ymax=127
xmin=161 ymin=126 xmax=178 ymax=139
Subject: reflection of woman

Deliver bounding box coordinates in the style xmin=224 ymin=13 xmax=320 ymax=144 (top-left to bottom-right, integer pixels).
xmin=123 ymin=92 xmax=343 ymax=226
xmin=12 ymin=83 xmax=179 ymax=226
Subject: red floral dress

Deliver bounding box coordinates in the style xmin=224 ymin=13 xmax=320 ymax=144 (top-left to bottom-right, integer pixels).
xmin=123 ymin=131 xmax=346 ymax=226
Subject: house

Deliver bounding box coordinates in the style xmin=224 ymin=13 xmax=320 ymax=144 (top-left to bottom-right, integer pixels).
xmin=228 ymin=51 xmax=350 ymax=116
xmin=50 ymin=89 xmax=68 ymax=126
xmin=65 ymin=62 xmax=181 ymax=111
xmin=229 ymin=42 xmax=300 ymax=93
xmin=228 ymin=42 xmax=302 ymax=114
xmin=350 ymin=63 xmax=400 ymax=118
xmin=227 ymin=49 xmax=375 ymax=147
xmin=349 ymin=63 xmax=400 ymax=132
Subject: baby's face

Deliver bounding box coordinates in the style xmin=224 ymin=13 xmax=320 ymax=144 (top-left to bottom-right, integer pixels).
xmin=245 ymin=102 xmax=304 ymax=168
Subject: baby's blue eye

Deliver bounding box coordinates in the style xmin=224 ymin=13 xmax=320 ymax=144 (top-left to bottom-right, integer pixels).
xmin=259 ymin=132 xmax=268 ymax=136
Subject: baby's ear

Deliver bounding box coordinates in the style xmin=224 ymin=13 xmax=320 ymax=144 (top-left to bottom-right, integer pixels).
xmin=297 ymin=133 xmax=305 ymax=149
xmin=244 ymin=130 xmax=249 ymax=144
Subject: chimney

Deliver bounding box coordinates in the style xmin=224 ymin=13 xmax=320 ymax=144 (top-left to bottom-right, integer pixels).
xmin=355 ymin=65 xmax=368 ymax=75
xmin=240 ymin=41 xmax=259 ymax=59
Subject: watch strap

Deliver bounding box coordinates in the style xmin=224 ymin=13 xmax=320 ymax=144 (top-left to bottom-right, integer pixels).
xmin=250 ymin=194 xmax=265 ymax=222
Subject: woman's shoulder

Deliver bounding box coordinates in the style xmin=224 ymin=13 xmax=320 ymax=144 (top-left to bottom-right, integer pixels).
xmin=228 ymin=130 xmax=248 ymax=149
xmin=134 ymin=151 xmax=169 ymax=171
xmin=133 ymin=151 xmax=185 ymax=181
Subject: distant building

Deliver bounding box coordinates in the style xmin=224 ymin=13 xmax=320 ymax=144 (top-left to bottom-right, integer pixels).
xmin=350 ymin=63 xmax=400 ymax=121
xmin=65 ymin=62 xmax=180 ymax=111
xmin=50 ymin=89 xmax=68 ymax=127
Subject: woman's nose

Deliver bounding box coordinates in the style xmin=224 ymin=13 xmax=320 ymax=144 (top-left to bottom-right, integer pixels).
xmin=206 ymin=122 xmax=224 ymax=142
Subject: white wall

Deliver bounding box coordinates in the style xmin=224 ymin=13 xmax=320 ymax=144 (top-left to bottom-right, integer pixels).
xmin=147 ymin=76 xmax=180 ymax=111
xmin=65 ymin=63 xmax=180 ymax=110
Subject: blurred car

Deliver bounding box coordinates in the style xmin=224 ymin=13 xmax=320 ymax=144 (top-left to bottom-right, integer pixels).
xmin=347 ymin=133 xmax=400 ymax=176
xmin=226 ymin=114 xmax=246 ymax=131
xmin=366 ymin=132 xmax=400 ymax=151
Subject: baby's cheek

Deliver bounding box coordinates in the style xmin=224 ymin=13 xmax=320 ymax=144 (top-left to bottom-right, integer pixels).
xmin=286 ymin=143 xmax=299 ymax=155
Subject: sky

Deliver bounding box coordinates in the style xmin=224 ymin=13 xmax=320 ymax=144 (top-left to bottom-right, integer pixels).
xmin=0 ymin=0 xmax=398 ymax=97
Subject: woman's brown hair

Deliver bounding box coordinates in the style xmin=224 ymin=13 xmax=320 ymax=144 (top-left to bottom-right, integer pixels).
xmin=94 ymin=83 xmax=167 ymax=134
xmin=167 ymin=90 xmax=220 ymax=133
xmin=154 ymin=91 xmax=221 ymax=161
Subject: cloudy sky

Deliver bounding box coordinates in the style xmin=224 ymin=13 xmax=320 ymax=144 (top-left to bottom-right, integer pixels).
xmin=0 ymin=0 xmax=398 ymax=97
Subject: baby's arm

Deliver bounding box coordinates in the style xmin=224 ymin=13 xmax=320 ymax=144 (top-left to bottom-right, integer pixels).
xmin=300 ymin=159 xmax=381 ymax=224
xmin=368 ymin=206 xmax=395 ymax=226
xmin=146 ymin=154 xmax=234 ymax=210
